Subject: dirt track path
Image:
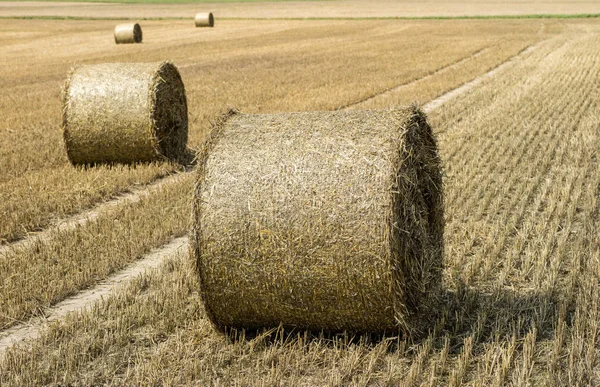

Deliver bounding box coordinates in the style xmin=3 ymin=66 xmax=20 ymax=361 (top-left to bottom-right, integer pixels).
xmin=342 ymin=40 xmax=543 ymax=113
xmin=342 ymin=46 xmax=491 ymax=110
xmin=0 ymin=236 xmax=189 ymax=361
xmin=423 ymin=44 xmax=539 ymax=112
xmin=0 ymin=172 xmax=190 ymax=259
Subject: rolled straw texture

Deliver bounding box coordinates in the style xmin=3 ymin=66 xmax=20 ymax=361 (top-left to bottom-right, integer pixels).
xmin=192 ymin=107 xmax=444 ymax=334
xmin=114 ymin=23 xmax=142 ymax=44
xmin=195 ymin=12 xmax=214 ymax=27
xmin=62 ymin=62 xmax=188 ymax=165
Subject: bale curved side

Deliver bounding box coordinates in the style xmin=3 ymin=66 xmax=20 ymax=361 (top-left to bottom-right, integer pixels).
xmin=114 ymin=23 xmax=142 ymax=44
xmin=192 ymin=107 xmax=443 ymax=335
xmin=195 ymin=12 xmax=214 ymax=27
xmin=62 ymin=61 xmax=188 ymax=165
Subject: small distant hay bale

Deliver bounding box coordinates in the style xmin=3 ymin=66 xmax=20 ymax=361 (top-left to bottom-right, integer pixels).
xmin=192 ymin=107 xmax=444 ymax=335
xmin=195 ymin=12 xmax=214 ymax=27
xmin=62 ymin=62 xmax=188 ymax=165
xmin=114 ymin=23 xmax=142 ymax=44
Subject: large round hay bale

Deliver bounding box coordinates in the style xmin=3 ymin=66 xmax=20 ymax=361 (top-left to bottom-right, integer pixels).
xmin=62 ymin=62 xmax=188 ymax=165
xmin=192 ymin=107 xmax=444 ymax=334
xmin=114 ymin=23 xmax=142 ymax=44
xmin=195 ymin=12 xmax=214 ymax=27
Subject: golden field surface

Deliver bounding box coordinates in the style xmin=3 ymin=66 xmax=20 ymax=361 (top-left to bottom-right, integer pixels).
xmin=2 ymin=0 xmax=600 ymax=19
xmin=0 ymin=7 xmax=599 ymax=386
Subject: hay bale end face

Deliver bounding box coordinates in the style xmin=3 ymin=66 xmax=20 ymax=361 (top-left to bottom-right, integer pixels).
xmin=192 ymin=107 xmax=444 ymax=334
xmin=195 ymin=12 xmax=214 ymax=27
xmin=62 ymin=62 xmax=188 ymax=165
xmin=114 ymin=23 xmax=142 ymax=44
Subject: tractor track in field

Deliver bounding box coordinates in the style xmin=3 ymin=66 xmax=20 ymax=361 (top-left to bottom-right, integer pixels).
xmin=0 ymin=171 xmax=192 ymax=259
xmin=340 ymin=46 xmax=491 ymax=110
xmin=0 ymin=36 xmax=549 ymax=359
xmin=341 ymin=40 xmax=542 ymax=113
xmin=422 ymin=43 xmax=539 ymax=112
xmin=0 ymin=236 xmax=189 ymax=361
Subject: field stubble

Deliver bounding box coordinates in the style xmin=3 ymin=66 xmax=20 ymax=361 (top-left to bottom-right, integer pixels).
xmin=0 ymin=19 xmax=547 ymax=244
xmin=0 ymin=19 xmax=550 ymax=332
xmin=1 ymin=17 xmax=598 ymax=386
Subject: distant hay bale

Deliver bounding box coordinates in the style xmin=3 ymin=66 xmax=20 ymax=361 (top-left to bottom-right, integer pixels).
xmin=192 ymin=107 xmax=444 ymax=334
xmin=62 ymin=62 xmax=188 ymax=165
xmin=195 ymin=12 xmax=214 ymax=27
xmin=114 ymin=23 xmax=142 ymax=44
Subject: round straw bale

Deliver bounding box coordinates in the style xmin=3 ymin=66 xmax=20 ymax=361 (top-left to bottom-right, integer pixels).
xmin=62 ymin=62 xmax=188 ymax=165
xmin=114 ymin=23 xmax=142 ymax=44
xmin=195 ymin=12 xmax=214 ymax=27
xmin=192 ymin=107 xmax=444 ymax=334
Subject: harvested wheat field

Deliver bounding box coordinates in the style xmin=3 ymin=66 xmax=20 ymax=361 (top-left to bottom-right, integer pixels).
xmin=0 ymin=1 xmax=599 ymax=384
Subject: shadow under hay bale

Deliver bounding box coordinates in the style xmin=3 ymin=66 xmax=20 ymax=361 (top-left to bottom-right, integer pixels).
xmin=62 ymin=62 xmax=188 ymax=165
xmin=192 ymin=107 xmax=444 ymax=336
xmin=216 ymin=286 xmax=566 ymax=354
xmin=114 ymin=23 xmax=142 ymax=44
xmin=195 ymin=12 xmax=214 ymax=27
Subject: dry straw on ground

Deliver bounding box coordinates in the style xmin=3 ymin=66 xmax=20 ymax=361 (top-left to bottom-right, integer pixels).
xmin=114 ymin=23 xmax=142 ymax=44
xmin=192 ymin=107 xmax=444 ymax=335
xmin=62 ymin=62 xmax=188 ymax=165
xmin=194 ymin=12 xmax=214 ymax=27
